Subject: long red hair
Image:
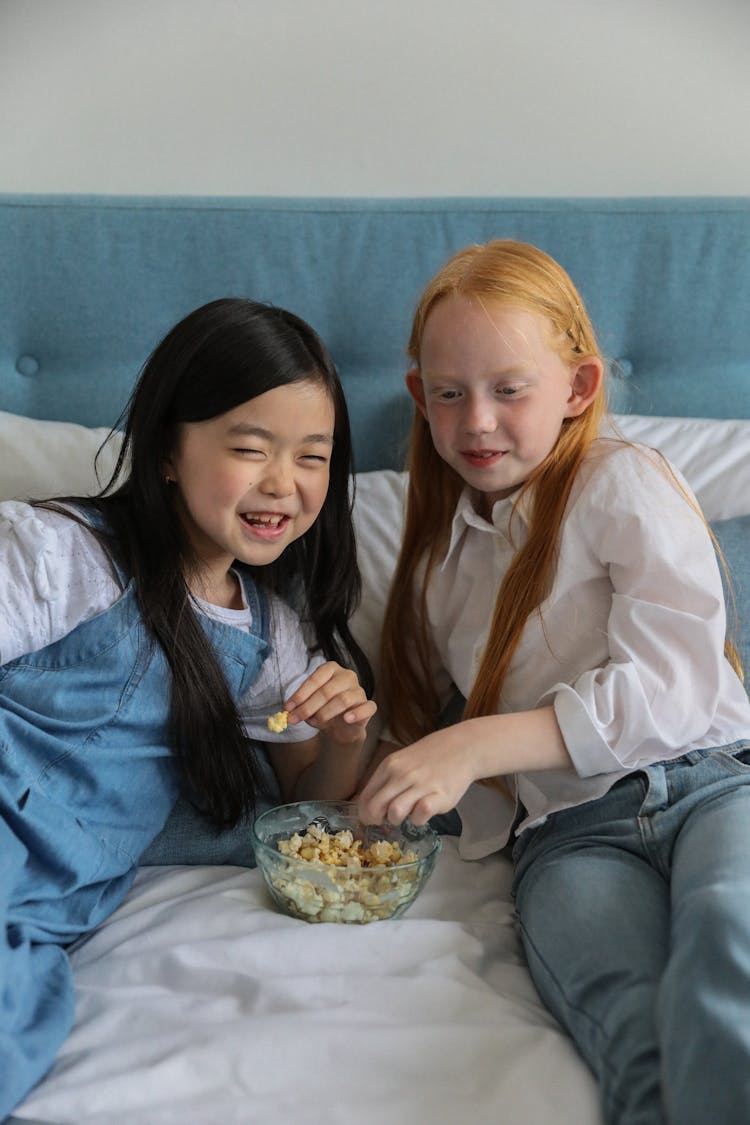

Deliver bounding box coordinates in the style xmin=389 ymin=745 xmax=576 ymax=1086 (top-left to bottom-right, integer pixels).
xmin=380 ymin=240 xmax=743 ymax=760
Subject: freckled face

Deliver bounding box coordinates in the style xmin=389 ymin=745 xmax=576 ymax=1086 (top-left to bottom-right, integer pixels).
xmin=408 ymin=296 xmax=583 ymax=510
xmin=166 ymin=379 xmax=335 ymax=593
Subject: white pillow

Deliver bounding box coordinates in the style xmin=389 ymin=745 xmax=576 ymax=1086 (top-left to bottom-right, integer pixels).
xmin=350 ymin=469 xmax=407 ymax=677
xmin=0 ymin=410 xmax=123 ymax=502
xmin=611 ymin=414 xmax=750 ymax=521
xmin=349 ymin=469 xmax=408 ymax=757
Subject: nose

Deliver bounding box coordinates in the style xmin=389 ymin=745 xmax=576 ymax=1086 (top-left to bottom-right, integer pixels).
xmin=463 ymin=391 xmax=497 ymax=436
xmin=258 ymin=456 xmax=295 ymax=497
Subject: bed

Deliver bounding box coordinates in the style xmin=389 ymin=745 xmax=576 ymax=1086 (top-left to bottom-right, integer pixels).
xmin=1 ymin=194 xmax=749 ymax=1124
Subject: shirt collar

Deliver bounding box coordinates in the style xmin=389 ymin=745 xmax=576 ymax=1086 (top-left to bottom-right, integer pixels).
xmin=443 ymin=486 xmax=532 ymax=568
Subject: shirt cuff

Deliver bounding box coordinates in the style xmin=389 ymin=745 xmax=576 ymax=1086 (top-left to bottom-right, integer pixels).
xmin=548 ymin=684 xmax=624 ymax=778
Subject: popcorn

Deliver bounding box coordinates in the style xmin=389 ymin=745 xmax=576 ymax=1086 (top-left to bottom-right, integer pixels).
xmin=276 ymin=824 xmax=415 ymax=869
xmin=270 ymin=822 xmax=420 ymax=924
xmin=267 ymin=710 xmax=289 ymax=733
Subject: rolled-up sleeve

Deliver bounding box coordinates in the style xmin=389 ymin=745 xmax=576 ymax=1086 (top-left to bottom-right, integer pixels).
xmin=542 ymin=450 xmax=730 ymax=776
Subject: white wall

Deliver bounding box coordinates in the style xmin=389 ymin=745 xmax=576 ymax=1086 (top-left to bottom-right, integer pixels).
xmin=1 ymin=0 xmax=748 ymax=196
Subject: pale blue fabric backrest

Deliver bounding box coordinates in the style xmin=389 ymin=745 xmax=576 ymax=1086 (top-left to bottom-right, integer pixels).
xmin=1 ymin=194 xmax=749 ymax=470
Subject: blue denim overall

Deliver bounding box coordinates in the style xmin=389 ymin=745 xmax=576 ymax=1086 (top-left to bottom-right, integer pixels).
xmin=0 ymin=560 xmax=270 ymax=1116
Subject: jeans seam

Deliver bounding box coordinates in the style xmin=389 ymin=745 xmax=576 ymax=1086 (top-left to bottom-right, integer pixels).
xmin=517 ymin=917 xmax=622 ymax=1092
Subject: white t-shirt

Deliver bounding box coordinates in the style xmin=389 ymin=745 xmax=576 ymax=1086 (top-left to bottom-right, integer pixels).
xmin=0 ymin=502 xmax=324 ymax=743
xmin=418 ymin=440 xmax=750 ymax=859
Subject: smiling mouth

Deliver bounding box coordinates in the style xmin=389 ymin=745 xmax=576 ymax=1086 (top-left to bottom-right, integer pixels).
xmin=461 ymin=449 xmax=507 ymax=463
xmin=239 ymin=512 xmax=291 ymax=536
xmin=242 ymin=513 xmax=285 ymax=526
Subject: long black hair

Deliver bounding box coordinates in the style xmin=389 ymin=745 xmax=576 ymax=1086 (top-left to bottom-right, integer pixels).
xmin=73 ymin=298 xmax=371 ymax=825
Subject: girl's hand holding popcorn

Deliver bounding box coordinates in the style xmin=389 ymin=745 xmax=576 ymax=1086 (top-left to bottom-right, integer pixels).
xmin=285 ymin=662 xmax=377 ymax=747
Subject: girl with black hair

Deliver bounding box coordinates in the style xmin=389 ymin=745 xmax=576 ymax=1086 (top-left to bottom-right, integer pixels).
xmin=0 ymin=298 xmax=375 ymax=1115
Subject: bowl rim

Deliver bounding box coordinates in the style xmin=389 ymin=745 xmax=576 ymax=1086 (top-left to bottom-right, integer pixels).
xmin=251 ymin=799 xmax=442 ymax=872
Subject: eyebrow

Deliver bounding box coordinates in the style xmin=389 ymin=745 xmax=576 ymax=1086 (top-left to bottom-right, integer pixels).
xmin=422 ymin=366 xmax=530 ymax=381
xmin=227 ymin=423 xmax=334 ymax=445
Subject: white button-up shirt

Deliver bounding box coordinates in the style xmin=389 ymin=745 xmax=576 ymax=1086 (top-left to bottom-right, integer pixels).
xmin=422 ymin=440 xmax=750 ymax=859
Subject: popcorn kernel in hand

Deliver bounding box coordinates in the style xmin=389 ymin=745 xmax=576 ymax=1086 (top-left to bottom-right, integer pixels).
xmin=267 ymin=710 xmax=289 ymax=733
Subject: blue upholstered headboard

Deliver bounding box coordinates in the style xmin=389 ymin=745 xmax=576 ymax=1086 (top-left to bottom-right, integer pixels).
xmin=1 ymin=194 xmax=749 ymax=471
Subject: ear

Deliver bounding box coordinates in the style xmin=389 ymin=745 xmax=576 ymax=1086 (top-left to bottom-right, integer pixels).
xmin=565 ymin=357 xmax=603 ymax=418
xmin=405 ymin=367 xmax=428 ymax=419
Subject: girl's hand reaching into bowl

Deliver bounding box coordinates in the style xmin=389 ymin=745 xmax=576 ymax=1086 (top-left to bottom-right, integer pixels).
xmin=358 ymin=729 xmax=476 ymax=826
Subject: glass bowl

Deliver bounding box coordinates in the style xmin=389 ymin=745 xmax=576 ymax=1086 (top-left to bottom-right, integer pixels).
xmin=252 ymin=800 xmax=441 ymax=924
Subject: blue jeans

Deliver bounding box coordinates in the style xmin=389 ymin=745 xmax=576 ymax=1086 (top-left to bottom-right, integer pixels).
xmin=512 ymin=741 xmax=750 ymax=1125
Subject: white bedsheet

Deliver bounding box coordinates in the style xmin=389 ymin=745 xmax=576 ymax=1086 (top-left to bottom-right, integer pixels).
xmin=15 ymin=840 xmax=600 ymax=1124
